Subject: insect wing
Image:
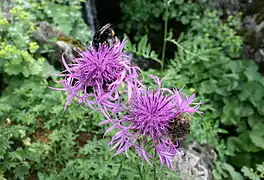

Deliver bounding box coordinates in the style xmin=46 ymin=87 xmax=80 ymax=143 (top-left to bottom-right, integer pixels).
xmin=99 ymin=23 xmax=112 ymax=35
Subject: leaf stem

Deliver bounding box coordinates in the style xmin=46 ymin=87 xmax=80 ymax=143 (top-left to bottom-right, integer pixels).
xmin=115 ymin=156 xmax=126 ymax=179
xmin=154 ymin=162 xmax=157 ymax=180
xmin=161 ymin=0 xmax=169 ymax=74
xmin=137 ymin=164 xmax=144 ymax=180
xmin=166 ymin=38 xmax=194 ymax=55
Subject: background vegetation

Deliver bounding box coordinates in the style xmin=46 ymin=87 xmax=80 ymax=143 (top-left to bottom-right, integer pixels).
xmin=1 ymin=0 xmax=264 ymax=179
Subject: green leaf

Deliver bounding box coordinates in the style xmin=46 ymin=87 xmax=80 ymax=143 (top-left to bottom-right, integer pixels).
xmin=221 ymin=163 xmax=244 ymax=180
xmin=241 ymin=166 xmax=261 ymax=180
xmin=42 ymin=60 xmax=60 ymax=78
xmin=247 ymin=115 xmax=264 ymax=129
xmin=199 ymin=79 xmax=218 ymax=94
xmin=230 ymin=152 xmax=252 ymax=168
xmin=256 ymin=162 xmax=264 ymax=173
xmin=240 ymin=82 xmax=264 ymax=103
xmin=227 ymin=137 xmax=247 ymax=152
xmin=13 ymin=163 xmax=30 ymax=180
xmin=249 ymin=127 xmax=264 ymax=150
xmin=238 ymin=132 xmax=261 ymax=152
xmin=221 ymin=102 xmax=239 ymax=125
xmin=244 ymin=63 xmax=264 ymax=84
xmin=124 ymin=35 xmax=161 ymax=64
xmin=240 ymin=105 xmax=254 ymax=117
xmin=227 ymin=61 xmax=244 ymax=73
xmin=255 ymin=101 xmax=264 ymax=116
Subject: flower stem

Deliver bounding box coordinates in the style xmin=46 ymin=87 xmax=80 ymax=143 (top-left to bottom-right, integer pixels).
xmin=154 ymin=163 xmax=157 ymax=180
xmin=137 ymin=164 xmax=144 ymax=180
xmin=115 ymin=156 xmax=126 ymax=179
xmin=161 ymin=0 xmax=169 ymax=74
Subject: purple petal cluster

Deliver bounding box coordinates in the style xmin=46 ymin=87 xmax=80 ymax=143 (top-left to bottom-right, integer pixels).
xmin=101 ymin=75 xmax=202 ymax=168
xmin=53 ymin=36 xmax=202 ymax=169
xmin=53 ymin=38 xmax=141 ymax=110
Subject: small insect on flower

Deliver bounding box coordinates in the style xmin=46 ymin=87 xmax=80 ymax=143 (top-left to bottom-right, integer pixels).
xmin=92 ymin=23 xmax=115 ymax=51
xmin=50 ymin=25 xmax=141 ymax=111
xmin=101 ymin=75 xmax=202 ymax=169
xmin=168 ymin=115 xmax=190 ymax=143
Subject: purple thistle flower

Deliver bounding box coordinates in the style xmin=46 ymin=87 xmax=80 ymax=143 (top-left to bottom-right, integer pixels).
xmin=52 ymin=38 xmax=141 ymax=110
xmin=101 ymin=75 xmax=202 ymax=169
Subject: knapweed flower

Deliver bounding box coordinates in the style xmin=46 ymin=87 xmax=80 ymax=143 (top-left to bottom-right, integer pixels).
xmin=101 ymin=75 xmax=202 ymax=169
xmin=52 ymin=38 xmax=141 ymax=110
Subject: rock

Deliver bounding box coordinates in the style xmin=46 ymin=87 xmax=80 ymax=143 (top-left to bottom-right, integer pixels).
xmin=172 ymin=141 xmax=216 ymax=180
xmin=32 ymin=21 xmax=84 ymax=67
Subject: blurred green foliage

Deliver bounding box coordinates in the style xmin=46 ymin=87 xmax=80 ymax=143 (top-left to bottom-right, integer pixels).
xmin=166 ymin=10 xmax=264 ymax=179
xmin=0 ymin=1 xmax=115 ymax=179
xmin=1 ymin=0 xmax=264 ymax=179
xmin=0 ymin=0 xmax=178 ymax=179
xmin=122 ymin=0 xmax=264 ymax=179
xmin=242 ymin=162 xmax=264 ymax=180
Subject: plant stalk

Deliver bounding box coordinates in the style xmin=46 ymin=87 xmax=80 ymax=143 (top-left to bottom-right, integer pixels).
xmin=154 ymin=163 xmax=157 ymax=180
xmin=161 ymin=1 xmax=169 ymax=74
xmin=115 ymin=156 xmax=126 ymax=179
xmin=137 ymin=164 xmax=144 ymax=180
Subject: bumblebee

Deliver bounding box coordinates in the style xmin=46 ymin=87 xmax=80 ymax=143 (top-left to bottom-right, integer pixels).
xmin=168 ymin=115 xmax=190 ymax=143
xmin=92 ymin=23 xmax=115 ymax=50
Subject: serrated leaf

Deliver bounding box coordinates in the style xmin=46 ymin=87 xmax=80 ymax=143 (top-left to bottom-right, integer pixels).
xmin=13 ymin=163 xmax=30 ymax=180
xmin=125 ymin=35 xmax=161 ymax=64
xmin=256 ymin=163 xmax=264 ymax=175
xmin=241 ymin=166 xmax=261 ymax=180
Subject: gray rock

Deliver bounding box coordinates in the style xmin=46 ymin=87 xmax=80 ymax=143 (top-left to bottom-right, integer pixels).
xmin=172 ymin=142 xmax=216 ymax=180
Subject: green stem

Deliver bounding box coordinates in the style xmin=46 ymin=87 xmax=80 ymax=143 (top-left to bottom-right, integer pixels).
xmin=154 ymin=163 xmax=157 ymax=180
xmin=154 ymin=149 xmax=158 ymax=180
xmin=137 ymin=164 xmax=144 ymax=180
xmin=161 ymin=1 xmax=169 ymax=74
xmin=115 ymin=156 xmax=126 ymax=179
xmin=166 ymin=38 xmax=195 ymax=55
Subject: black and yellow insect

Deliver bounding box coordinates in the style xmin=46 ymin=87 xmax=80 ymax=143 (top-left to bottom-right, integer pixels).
xmin=92 ymin=23 xmax=115 ymax=50
xmin=168 ymin=115 xmax=190 ymax=143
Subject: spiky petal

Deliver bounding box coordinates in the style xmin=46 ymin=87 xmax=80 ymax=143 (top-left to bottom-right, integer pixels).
xmin=52 ymin=38 xmax=141 ymax=110
xmin=101 ymin=75 xmax=202 ymax=168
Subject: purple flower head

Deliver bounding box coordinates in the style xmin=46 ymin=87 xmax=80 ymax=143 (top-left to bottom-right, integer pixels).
xmin=101 ymin=75 xmax=202 ymax=168
xmin=52 ymin=38 xmax=141 ymax=110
